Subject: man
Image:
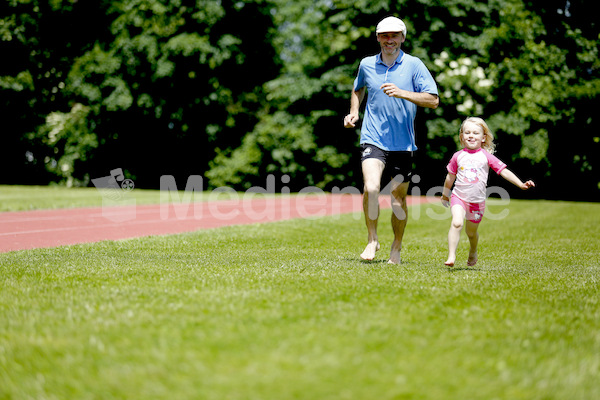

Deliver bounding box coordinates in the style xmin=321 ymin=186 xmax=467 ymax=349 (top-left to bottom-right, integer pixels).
xmin=343 ymin=16 xmax=439 ymax=264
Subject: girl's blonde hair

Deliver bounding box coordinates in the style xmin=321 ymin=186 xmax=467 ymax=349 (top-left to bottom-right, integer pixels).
xmin=459 ymin=117 xmax=496 ymax=154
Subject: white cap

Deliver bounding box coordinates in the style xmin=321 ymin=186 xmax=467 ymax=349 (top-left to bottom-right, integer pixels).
xmin=376 ymin=16 xmax=407 ymax=38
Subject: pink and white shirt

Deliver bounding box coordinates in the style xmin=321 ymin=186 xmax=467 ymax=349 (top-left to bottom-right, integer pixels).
xmin=446 ymin=148 xmax=507 ymax=203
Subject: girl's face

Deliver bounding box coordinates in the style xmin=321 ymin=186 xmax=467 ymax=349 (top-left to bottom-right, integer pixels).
xmin=461 ymin=121 xmax=485 ymax=150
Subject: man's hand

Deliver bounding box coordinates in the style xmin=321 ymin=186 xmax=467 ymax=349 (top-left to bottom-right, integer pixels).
xmin=380 ymin=83 xmax=402 ymax=98
xmin=380 ymin=83 xmax=439 ymax=109
xmin=344 ymin=113 xmax=359 ymax=128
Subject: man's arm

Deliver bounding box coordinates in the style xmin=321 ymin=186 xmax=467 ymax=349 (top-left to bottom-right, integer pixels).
xmin=380 ymin=83 xmax=439 ymax=109
xmin=344 ymin=87 xmax=365 ymax=128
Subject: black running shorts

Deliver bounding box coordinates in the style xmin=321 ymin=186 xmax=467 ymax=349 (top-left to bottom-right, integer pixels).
xmin=360 ymin=143 xmax=414 ymax=182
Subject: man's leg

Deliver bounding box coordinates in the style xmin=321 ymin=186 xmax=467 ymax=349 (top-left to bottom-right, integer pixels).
xmin=361 ymin=158 xmax=385 ymax=260
xmin=388 ymin=177 xmax=409 ymax=264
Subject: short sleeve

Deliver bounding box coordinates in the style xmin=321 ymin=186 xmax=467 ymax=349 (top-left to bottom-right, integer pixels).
xmin=484 ymin=151 xmax=507 ymax=174
xmin=413 ymin=60 xmax=438 ymax=95
xmin=353 ymin=61 xmax=366 ymax=91
xmin=446 ymin=152 xmax=459 ymax=175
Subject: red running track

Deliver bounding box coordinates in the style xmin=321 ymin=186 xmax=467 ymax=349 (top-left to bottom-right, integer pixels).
xmin=0 ymin=195 xmax=434 ymax=253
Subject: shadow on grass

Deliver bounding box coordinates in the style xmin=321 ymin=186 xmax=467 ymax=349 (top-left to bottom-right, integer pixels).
xmin=358 ymin=259 xmax=420 ymax=267
xmin=342 ymin=257 xmax=432 ymax=267
xmin=446 ymin=266 xmax=481 ymax=272
xmin=340 ymin=257 xmax=393 ymax=265
xmin=359 ymin=259 xmax=390 ymax=265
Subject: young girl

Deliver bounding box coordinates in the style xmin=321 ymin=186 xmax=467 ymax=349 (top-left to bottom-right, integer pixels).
xmin=440 ymin=117 xmax=535 ymax=267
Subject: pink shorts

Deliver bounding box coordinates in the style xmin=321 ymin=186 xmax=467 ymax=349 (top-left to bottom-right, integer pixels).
xmin=451 ymin=194 xmax=485 ymax=223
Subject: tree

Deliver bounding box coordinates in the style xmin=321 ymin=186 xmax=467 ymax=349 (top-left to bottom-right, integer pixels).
xmin=1 ymin=0 xmax=280 ymax=187
xmin=1 ymin=0 xmax=113 ymax=185
xmin=207 ymin=0 xmax=600 ymax=200
xmin=2 ymin=0 xmax=598 ymax=200
xmin=207 ymin=0 xmax=373 ymax=190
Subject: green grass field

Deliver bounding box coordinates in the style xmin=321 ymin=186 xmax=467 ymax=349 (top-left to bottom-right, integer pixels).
xmin=1 ymin=186 xmax=599 ymax=399
xmin=0 ymin=185 xmax=187 ymax=211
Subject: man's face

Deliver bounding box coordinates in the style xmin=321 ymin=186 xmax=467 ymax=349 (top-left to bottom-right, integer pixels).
xmin=377 ymin=32 xmax=405 ymax=55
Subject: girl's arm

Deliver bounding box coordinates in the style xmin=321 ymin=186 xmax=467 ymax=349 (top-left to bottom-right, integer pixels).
xmin=441 ymin=173 xmax=456 ymax=207
xmin=500 ymin=168 xmax=535 ymax=190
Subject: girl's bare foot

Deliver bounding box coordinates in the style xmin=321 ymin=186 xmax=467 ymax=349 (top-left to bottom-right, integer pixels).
xmin=360 ymin=242 xmax=380 ymax=261
xmin=467 ymin=252 xmax=478 ymax=266
xmin=444 ymin=257 xmax=455 ymax=266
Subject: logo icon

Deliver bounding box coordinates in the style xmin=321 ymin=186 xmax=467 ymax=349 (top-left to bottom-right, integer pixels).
xmin=92 ymin=168 xmax=135 ymax=200
xmin=92 ymin=168 xmax=136 ymax=222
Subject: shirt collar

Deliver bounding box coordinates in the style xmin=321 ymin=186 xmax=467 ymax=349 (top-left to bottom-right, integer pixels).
xmin=376 ymin=50 xmax=405 ymax=66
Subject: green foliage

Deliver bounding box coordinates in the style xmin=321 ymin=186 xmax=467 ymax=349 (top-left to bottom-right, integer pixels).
xmin=0 ymin=70 xmax=34 ymax=92
xmin=207 ymin=136 xmax=262 ymax=188
xmin=1 ymin=0 xmax=598 ymax=198
xmin=1 ymin=0 xmax=112 ymax=184
xmin=209 ymin=0 xmax=599 ymax=198
xmin=1 ymin=0 xmax=279 ymax=187
xmin=28 ymin=103 xmax=98 ymax=187
xmin=207 ymin=110 xmax=346 ymax=189
xmin=207 ymin=0 xmax=366 ymax=189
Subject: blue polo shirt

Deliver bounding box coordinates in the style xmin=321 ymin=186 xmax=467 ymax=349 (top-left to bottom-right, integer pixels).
xmin=354 ymin=51 xmax=438 ymax=151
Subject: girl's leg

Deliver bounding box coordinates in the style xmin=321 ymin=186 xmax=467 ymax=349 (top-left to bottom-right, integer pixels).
xmin=465 ymin=220 xmax=480 ymax=266
xmin=445 ymin=205 xmax=466 ymax=266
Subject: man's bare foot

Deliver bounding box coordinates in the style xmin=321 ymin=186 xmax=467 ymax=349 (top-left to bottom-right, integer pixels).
xmin=467 ymin=252 xmax=478 ymax=266
xmin=360 ymin=242 xmax=380 ymax=261
xmin=388 ymin=242 xmax=402 ymax=264
xmin=388 ymin=254 xmax=401 ymax=264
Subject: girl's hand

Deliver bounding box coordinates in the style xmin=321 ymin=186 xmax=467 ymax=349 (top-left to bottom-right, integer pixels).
xmin=441 ymin=195 xmax=450 ymax=208
xmin=521 ymin=180 xmax=535 ymax=190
